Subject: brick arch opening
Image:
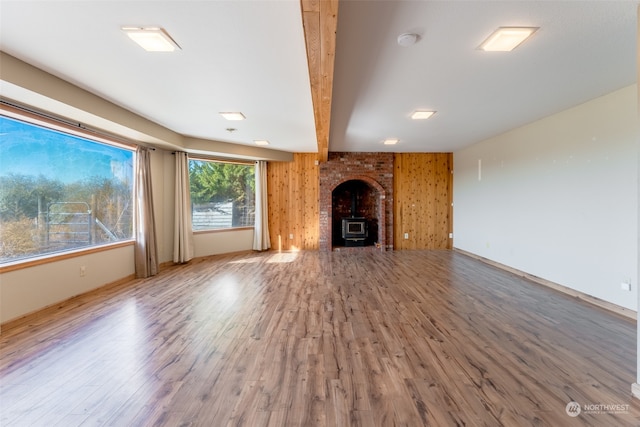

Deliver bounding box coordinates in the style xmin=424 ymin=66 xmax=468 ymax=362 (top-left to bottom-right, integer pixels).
xmin=319 ymin=152 xmax=394 ymax=252
xmin=330 ymin=176 xmax=386 ymax=249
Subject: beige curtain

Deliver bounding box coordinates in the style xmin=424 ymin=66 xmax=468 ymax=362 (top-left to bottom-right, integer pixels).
xmin=174 ymin=152 xmax=195 ymax=263
xmin=253 ymin=160 xmax=271 ymax=251
xmin=134 ymin=146 xmax=159 ymax=278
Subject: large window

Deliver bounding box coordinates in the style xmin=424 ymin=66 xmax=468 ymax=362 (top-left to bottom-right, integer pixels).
xmin=0 ymin=113 xmax=134 ymax=265
xmin=188 ymin=159 xmax=255 ymax=230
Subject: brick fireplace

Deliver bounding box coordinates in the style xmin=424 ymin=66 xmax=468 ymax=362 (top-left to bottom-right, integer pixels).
xmin=319 ymin=152 xmax=394 ymax=252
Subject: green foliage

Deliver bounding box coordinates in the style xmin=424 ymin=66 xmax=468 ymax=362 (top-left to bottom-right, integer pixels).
xmin=189 ymin=161 xmax=255 ymax=206
xmin=0 ymin=174 xmax=64 ymax=221
xmin=0 ymin=173 xmax=133 ymax=262
xmin=0 ymin=115 xmax=135 ymax=262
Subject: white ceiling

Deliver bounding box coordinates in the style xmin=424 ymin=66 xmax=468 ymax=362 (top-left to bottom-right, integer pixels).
xmin=331 ymin=0 xmax=638 ymax=152
xmin=1 ymin=1 xmax=638 ymax=155
xmin=0 ymin=0 xmax=317 ymax=152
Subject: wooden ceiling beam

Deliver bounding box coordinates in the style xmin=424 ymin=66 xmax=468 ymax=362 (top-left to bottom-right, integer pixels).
xmin=301 ymin=0 xmax=338 ymax=162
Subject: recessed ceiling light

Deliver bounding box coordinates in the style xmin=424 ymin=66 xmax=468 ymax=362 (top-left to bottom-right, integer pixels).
xmin=220 ymin=112 xmax=246 ymax=121
xmin=411 ymin=110 xmax=436 ymax=120
xmin=254 ymin=140 xmax=270 ymax=146
xmin=479 ymin=27 xmax=538 ymax=52
xmin=121 ymin=27 xmax=180 ymax=52
xmin=383 ymin=138 xmax=399 ymax=145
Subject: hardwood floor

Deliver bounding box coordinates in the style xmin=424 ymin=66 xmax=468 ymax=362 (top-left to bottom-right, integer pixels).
xmin=1 ymin=250 xmax=638 ymax=426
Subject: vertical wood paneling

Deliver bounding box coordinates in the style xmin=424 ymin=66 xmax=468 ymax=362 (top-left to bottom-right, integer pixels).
xmin=394 ymin=153 xmax=453 ymax=250
xmin=267 ymin=154 xmax=319 ymax=250
xmin=269 ymin=153 xmax=451 ymax=251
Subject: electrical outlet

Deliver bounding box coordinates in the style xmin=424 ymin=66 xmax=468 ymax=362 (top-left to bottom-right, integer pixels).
xmin=80 ymin=266 xmax=86 ymax=277
xmin=289 ymin=234 xmax=294 ymax=240
xmin=404 ymin=233 xmax=409 ymax=239
xmin=621 ymin=279 xmax=631 ymax=291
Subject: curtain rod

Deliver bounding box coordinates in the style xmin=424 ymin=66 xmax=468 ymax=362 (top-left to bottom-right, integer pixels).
xmin=0 ymin=99 xmax=155 ymax=150
xmin=184 ymin=153 xmax=256 ymax=165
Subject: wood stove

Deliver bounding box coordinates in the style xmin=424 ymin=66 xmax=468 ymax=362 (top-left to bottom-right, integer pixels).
xmin=342 ymin=217 xmax=368 ymax=246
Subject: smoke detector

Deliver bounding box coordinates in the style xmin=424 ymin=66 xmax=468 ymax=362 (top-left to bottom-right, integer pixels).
xmin=397 ymin=32 xmax=420 ymax=47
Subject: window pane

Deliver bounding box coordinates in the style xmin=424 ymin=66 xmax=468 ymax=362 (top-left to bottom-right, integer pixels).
xmin=0 ymin=115 xmax=134 ymax=263
xmin=189 ymin=160 xmax=255 ymax=230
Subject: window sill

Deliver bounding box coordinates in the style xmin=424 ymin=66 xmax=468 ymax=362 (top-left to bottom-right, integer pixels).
xmin=193 ymin=226 xmax=254 ymax=235
xmin=0 ymin=240 xmax=135 ymax=274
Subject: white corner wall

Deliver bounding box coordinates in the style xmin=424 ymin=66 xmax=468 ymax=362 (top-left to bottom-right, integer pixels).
xmin=453 ymin=85 xmax=638 ymax=311
xmin=0 ymin=245 xmax=135 ymax=323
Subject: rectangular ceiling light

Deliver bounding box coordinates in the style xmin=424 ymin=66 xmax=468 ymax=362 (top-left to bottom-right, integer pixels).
xmin=122 ymin=27 xmax=180 ymax=52
xmin=254 ymin=140 xmax=270 ymax=146
xmin=383 ymin=138 xmax=399 ymax=145
xmin=479 ymin=27 xmax=538 ymax=52
xmin=411 ymin=110 xmax=436 ymax=120
xmin=220 ymin=112 xmax=246 ymax=121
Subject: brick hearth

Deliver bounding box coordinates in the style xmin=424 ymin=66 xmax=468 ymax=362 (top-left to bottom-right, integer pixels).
xmin=319 ymin=152 xmax=394 ymax=252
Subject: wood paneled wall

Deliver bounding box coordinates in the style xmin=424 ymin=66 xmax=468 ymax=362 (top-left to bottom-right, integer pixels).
xmin=267 ymin=153 xmax=319 ymax=250
xmin=267 ymin=152 xmax=453 ymax=251
xmin=393 ymin=153 xmax=453 ymax=250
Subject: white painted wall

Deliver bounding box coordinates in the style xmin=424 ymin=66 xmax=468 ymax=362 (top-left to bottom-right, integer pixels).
xmin=454 ymin=85 xmax=638 ymax=311
xmin=194 ymin=229 xmax=255 ymax=257
xmin=634 ymin=4 xmax=639 ymax=397
xmin=0 ymin=245 xmax=135 ymax=323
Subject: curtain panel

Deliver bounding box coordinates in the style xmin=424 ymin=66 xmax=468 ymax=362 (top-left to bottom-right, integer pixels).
xmin=253 ymin=160 xmax=271 ymax=251
xmin=174 ymin=152 xmax=195 ymax=263
xmin=134 ymin=146 xmax=159 ymax=278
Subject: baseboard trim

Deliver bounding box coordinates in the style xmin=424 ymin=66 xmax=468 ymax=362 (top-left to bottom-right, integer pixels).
xmin=454 ymin=248 xmax=637 ymax=321
xmin=0 ymin=250 xmax=258 ymax=335
xmin=632 ymin=383 xmax=640 ymax=399
xmin=0 ymin=273 xmax=137 ymax=335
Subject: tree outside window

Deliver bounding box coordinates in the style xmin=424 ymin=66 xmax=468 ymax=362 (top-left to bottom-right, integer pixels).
xmin=0 ymin=115 xmax=134 ymax=264
xmin=188 ymin=160 xmax=255 ymax=230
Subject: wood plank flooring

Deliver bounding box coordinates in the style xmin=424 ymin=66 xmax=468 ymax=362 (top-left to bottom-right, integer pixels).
xmin=1 ymin=250 xmax=639 ymax=426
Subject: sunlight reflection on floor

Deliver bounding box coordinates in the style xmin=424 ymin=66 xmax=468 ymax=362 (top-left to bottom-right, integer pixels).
xmin=227 ymin=256 xmax=264 ymax=264
xmin=266 ymin=252 xmax=298 ymax=263
xmin=227 ymin=251 xmax=300 ymax=264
